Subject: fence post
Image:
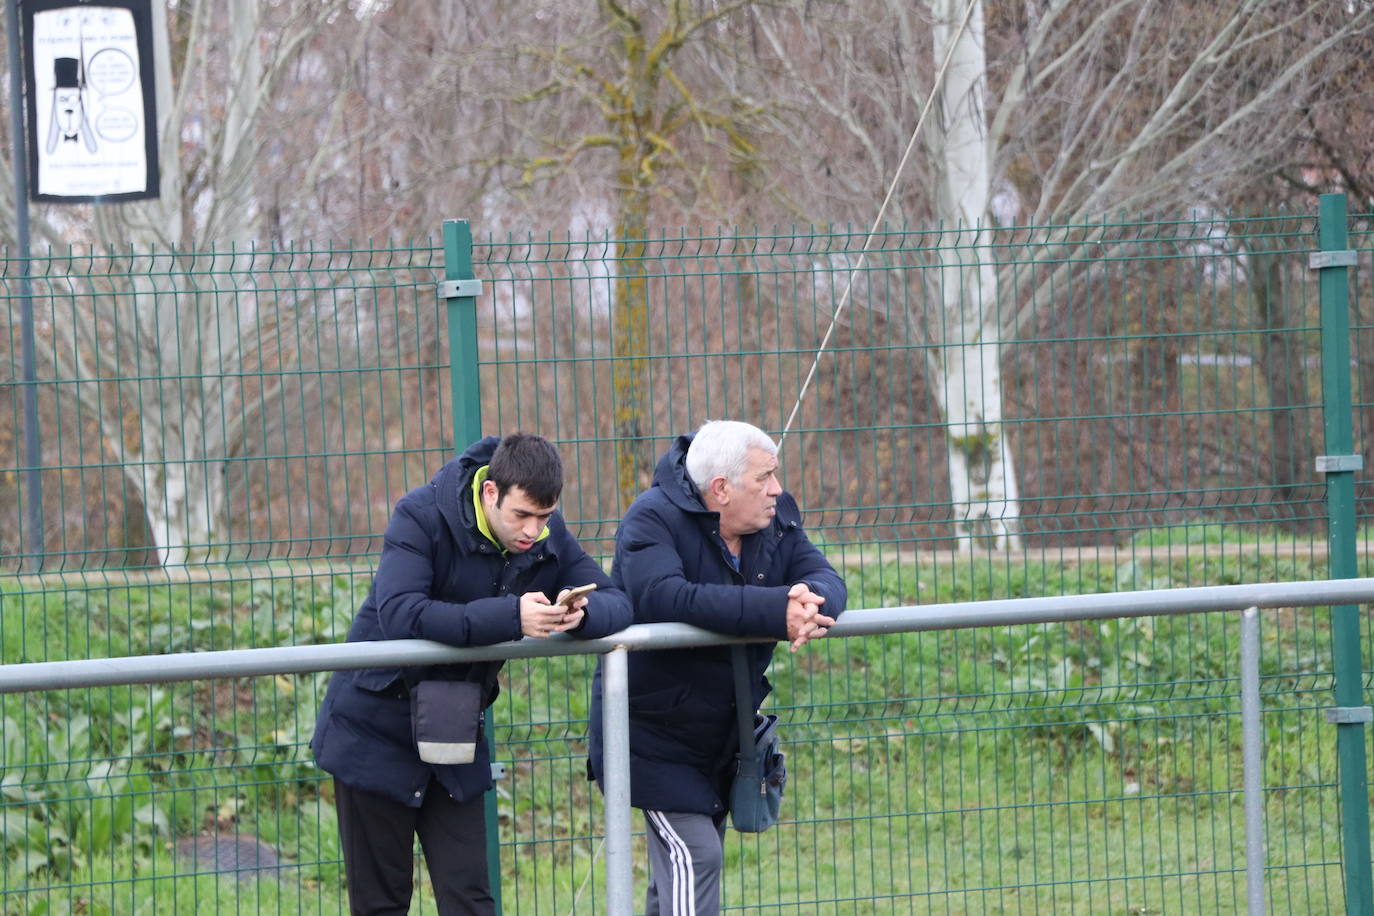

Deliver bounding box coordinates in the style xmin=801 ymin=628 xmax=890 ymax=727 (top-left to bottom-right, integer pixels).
xmin=441 ymin=219 xmax=502 ymax=911
xmin=1314 ymin=192 xmax=1373 ymax=916
xmin=602 ymin=646 xmax=634 ymax=915
xmin=443 ymin=220 xmax=483 ymax=446
xmin=6 ymin=0 xmax=44 ymax=573
xmin=1240 ymin=607 xmax=1265 ymax=915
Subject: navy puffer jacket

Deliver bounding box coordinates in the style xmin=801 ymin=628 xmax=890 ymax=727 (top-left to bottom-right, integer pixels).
xmin=587 ymin=434 xmax=847 ymax=816
xmin=312 ymin=436 xmax=632 ymax=806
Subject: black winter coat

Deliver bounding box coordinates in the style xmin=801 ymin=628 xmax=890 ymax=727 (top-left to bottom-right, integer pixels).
xmin=312 ymin=436 xmax=632 ymax=806
xmin=587 ymin=434 xmax=847 ymax=816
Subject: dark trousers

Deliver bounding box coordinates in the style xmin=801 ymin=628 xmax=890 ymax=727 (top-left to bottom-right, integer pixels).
xmin=334 ymin=776 xmax=495 ymax=916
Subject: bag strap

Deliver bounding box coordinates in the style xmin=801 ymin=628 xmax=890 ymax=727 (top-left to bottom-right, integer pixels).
xmin=731 ymin=645 xmax=758 ymax=764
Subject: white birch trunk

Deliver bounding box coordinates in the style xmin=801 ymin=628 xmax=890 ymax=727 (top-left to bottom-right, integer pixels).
xmin=929 ymin=332 xmax=1022 ymax=550
xmin=929 ymin=0 xmax=1021 ymax=550
xmin=89 ymin=0 xmax=271 ymax=565
xmin=122 ymin=287 xmax=242 ymax=566
xmin=94 ymin=0 xmax=185 ymax=245
xmin=211 ymin=0 xmax=263 ymax=241
xmin=132 ymin=441 xmax=226 ymax=568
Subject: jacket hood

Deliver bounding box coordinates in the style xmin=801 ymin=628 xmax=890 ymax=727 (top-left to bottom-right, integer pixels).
xmin=431 ymin=436 xmax=501 ymax=544
xmin=651 ymin=433 xmax=711 ymax=515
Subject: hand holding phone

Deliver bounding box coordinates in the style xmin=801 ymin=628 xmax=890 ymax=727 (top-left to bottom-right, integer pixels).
xmin=557 ymin=583 xmax=597 ymax=607
xmin=552 ymin=583 xmax=596 ymax=634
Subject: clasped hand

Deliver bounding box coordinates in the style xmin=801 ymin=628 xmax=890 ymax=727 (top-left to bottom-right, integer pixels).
xmin=784 ymin=582 xmax=834 ymax=652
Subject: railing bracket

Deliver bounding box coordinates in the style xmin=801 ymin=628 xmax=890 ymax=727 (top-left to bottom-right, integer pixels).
xmin=1309 ymin=250 xmax=1358 ymax=270
xmin=1316 ymin=455 xmax=1364 ymax=473
xmin=438 ymin=279 xmax=483 ymax=298
xmin=1325 ymin=706 xmax=1374 ymax=725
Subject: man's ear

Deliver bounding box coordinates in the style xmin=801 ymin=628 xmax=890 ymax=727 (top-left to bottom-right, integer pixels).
xmin=481 ymin=478 xmax=500 ymax=506
xmin=708 ymin=476 xmax=731 ymax=504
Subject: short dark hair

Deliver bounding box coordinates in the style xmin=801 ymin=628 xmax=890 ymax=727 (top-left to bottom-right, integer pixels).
xmin=487 ymin=433 xmax=563 ymax=507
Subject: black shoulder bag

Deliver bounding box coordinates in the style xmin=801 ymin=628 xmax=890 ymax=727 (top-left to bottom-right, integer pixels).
xmin=728 ymin=645 xmax=786 ymax=832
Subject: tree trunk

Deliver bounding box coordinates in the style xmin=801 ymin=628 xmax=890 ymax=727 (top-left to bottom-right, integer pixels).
xmin=608 ymin=8 xmax=656 ymax=508
xmin=132 ymin=451 xmax=226 ymax=567
xmin=928 ymin=0 xmax=1021 ymax=549
xmin=1252 ymin=248 xmax=1311 ymax=527
xmin=611 ymin=197 xmax=652 ymax=507
xmin=1129 ymin=262 xmax=1180 ymax=502
xmin=932 ymin=336 xmax=1023 ymax=549
xmin=112 ymin=267 xmax=242 ymax=566
xmin=123 ymin=379 xmax=229 ymax=566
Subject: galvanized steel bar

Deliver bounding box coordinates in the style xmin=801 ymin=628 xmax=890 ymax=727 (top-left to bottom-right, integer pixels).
xmin=819 ymin=578 xmax=1374 ymax=636
xmin=601 ymin=646 xmax=633 ymax=916
xmin=1240 ymin=606 xmax=1265 ymax=916
xmin=3 ymin=578 xmax=1374 ymax=693
xmin=1316 ymin=192 xmax=1374 ymax=916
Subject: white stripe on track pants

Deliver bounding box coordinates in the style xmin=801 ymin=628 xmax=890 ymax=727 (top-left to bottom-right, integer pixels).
xmin=643 ymin=810 xmax=728 ymax=916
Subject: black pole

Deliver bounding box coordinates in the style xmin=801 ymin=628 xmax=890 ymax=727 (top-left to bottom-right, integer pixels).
xmin=6 ymin=0 xmax=44 ymax=572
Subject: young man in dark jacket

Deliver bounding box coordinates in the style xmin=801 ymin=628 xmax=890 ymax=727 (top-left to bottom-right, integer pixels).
xmin=588 ymin=420 xmax=846 ymax=915
xmin=312 ymin=433 xmax=631 ymax=915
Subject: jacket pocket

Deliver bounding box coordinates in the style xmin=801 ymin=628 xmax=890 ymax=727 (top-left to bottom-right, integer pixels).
xmin=628 ymin=684 xmax=690 ymax=716
xmin=352 ymin=667 xmax=405 ymax=696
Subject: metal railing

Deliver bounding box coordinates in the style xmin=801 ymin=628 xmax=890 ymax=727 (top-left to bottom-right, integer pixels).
xmin=4 ymin=578 xmax=1371 ymax=915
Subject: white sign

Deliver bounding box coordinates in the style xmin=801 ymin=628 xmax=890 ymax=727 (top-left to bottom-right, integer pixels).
xmin=27 ymin=3 xmax=157 ymax=201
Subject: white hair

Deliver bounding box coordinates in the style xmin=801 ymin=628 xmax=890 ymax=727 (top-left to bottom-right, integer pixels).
xmin=685 ymin=420 xmax=778 ymax=490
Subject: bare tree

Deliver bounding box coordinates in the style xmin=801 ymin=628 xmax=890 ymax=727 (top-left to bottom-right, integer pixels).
xmin=926 ymin=0 xmax=1022 ymax=548
xmin=478 ymin=0 xmax=782 ymax=506
xmin=755 ymin=0 xmax=1373 ymax=545
xmin=7 ymin=0 xmax=1370 ymax=565
xmin=0 ymin=0 xmax=393 ymax=564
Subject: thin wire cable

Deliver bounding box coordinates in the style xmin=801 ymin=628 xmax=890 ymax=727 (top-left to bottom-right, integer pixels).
xmin=778 ymin=0 xmax=981 ymax=450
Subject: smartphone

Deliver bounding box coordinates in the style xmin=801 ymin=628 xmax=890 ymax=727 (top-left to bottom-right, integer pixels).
xmin=557 ymin=583 xmax=598 ymax=606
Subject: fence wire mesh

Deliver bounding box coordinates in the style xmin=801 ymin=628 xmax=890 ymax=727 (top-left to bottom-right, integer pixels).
xmin=2 ymin=210 xmax=1372 ymax=913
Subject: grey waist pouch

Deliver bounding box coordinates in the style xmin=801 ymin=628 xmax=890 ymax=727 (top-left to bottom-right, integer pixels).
xmin=411 ymin=680 xmax=483 ymax=765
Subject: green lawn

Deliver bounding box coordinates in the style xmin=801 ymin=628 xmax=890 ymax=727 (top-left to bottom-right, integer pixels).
xmin=0 ymin=544 xmax=1365 ymax=914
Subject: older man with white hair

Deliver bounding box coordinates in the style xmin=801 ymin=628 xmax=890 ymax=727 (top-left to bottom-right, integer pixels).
xmin=588 ymin=419 xmax=847 ymax=915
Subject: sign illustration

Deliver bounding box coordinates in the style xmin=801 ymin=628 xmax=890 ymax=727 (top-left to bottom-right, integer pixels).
xmin=24 ymin=0 xmax=159 ymax=202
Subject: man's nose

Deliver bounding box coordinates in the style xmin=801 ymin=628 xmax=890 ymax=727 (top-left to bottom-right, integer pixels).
xmin=767 ymin=475 xmax=782 ymax=496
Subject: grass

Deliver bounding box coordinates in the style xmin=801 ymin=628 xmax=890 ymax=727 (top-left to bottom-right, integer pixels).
xmin=0 ymin=535 xmax=1365 ymax=913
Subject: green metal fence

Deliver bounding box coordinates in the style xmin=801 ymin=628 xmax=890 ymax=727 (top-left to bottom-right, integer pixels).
xmin=2 ymin=199 xmax=1372 ymax=912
